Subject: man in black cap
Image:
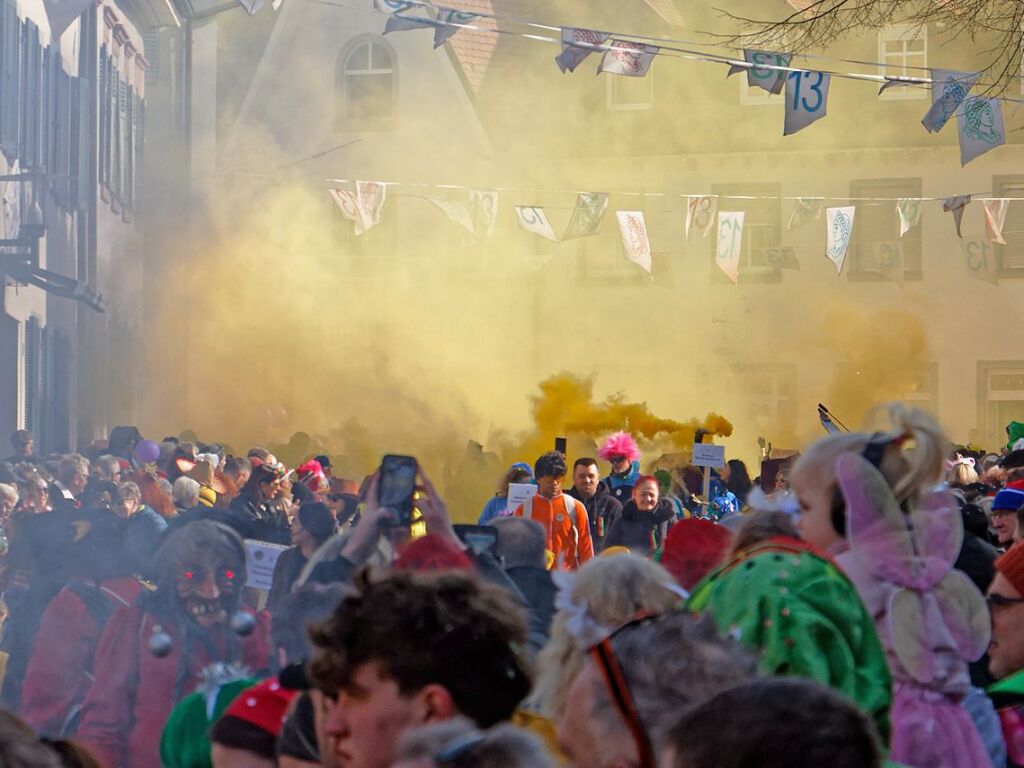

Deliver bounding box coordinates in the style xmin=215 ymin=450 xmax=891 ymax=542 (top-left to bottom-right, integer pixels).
xmin=5 ymin=430 xmax=40 ymax=465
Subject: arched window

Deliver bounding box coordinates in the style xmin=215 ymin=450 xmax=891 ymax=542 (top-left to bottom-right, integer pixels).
xmin=336 ymin=37 xmax=396 ymax=125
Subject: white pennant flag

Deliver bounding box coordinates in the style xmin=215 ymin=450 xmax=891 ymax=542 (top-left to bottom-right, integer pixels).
xmin=515 ymin=206 xmax=558 ymax=242
xmin=958 ymin=97 xmax=1005 ymax=166
xmin=787 ymin=198 xmax=824 ymax=231
xmin=427 ymin=198 xmax=476 ymax=233
xmin=715 ymin=212 xmax=744 ymax=285
xmin=984 ymin=199 xmax=1010 ymax=245
xmin=943 ymin=195 xmax=971 ymax=238
xmin=374 ymin=0 xmax=413 ymax=9
xmin=897 ymin=199 xmax=922 ymax=238
xmin=617 ymin=211 xmax=653 ymax=274
xmin=922 ymin=69 xmax=978 ymax=133
xmin=727 ymin=50 xmax=792 ymax=95
xmin=469 ymin=189 xmax=498 ymax=237
xmin=825 ymin=206 xmax=855 ymax=274
xmin=598 ymin=40 xmax=658 ymax=77
xmin=329 ymin=181 xmax=387 ymax=236
xmin=562 ymin=192 xmax=609 ymax=240
xmin=555 ymin=28 xmax=610 ymax=73
xmin=784 ymin=71 xmax=830 ymax=135
xmin=685 ymin=196 xmax=717 ymax=240
xmin=383 ymin=7 xmax=434 ymax=35
xmin=42 ymin=0 xmax=98 ymax=38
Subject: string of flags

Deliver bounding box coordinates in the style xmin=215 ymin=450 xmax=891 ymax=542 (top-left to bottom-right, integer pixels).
xmin=363 ymin=0 xmax=1012 ymax=166
xmin=326 ymin=179 xmax=1018 ymax=285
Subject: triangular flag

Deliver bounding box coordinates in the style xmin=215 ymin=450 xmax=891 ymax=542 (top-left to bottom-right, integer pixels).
xmin=616 ymin=211 xmax=653 ymax=274
xmin=374 ymin=0 xmax=414 ymax=9
xmin=42 ymin=0 xmax=97 ymax=39
xmin=685 ymin=196 xmax=717 ymax=240
xmin=598 ymin=40 xmax=658 ymax=77
xmin=427 ymin=198 xmax=476 ymax=233
xmin=727 ymin=50 xmax=792 ymax=95
xmin=961 ymin=238 xmax=999 ymax=284
xmin=897 ymin=199 xmax=922 ymax=238
xmin=958 ymin=96 xmax=1005 ymax=165
xmin=921 ymin=69 xmax=978 ymax=133
xmin=783 ymin=71 xmax=830 ymax=135
xmin=515 ymin=206 xmax=558 ymax=242
xmin=878 ymin=76 xmax=924 ymax=96
xmin=825 ymin=206 xmax=855 ymax=274
xmin=329 ymin=182 xmax=386 ymax=236
xmin=468 ymin=189 xmax=498 ymax=237
xmin=787 ymin=198 xmax=823 ymax=231
xmin=272 ymin=0 xmax=284 ymax=10
xmin=555 ymin=28 xmax=609 ymax=73
xmin=943 ymin=195 xmax=971 ymax=238
xmin=715 ymin=212 xmax=744 ymax=284
xmin=870 ymin=241 xmax=904 ymax=283
xmin=384 ymin=13 xmax=435 ymax=35
xmin=237 ymin=0 xmax=263 ymax=14
xmin=432 ymin=9 xmax=479 ymax=47
xmin=562 ymin=192 xmax=609 ymax=240
xmin=984 ymin=199 xmax=1010 ymax=245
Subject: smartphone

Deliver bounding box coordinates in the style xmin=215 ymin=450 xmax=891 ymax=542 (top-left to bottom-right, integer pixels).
xmin=379 ymin=455 xmax=418 ymax=526
xmin=454 ymin=524 xmax=499 ymax=558
xmin=555 ymin=437 xmax=567 ymax=455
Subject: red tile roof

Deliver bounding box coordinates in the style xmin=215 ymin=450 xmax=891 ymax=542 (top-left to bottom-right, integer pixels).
xmin=444 ymin=0 xmax=499 ymax=93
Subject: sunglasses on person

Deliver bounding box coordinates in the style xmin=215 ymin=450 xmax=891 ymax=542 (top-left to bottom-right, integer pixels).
xmin=988 ymin=593 xmax=1024 ymax=609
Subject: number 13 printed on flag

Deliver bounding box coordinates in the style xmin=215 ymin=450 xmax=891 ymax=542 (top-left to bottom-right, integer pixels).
xmin=784 ymin=70 xmax=830 ymax=135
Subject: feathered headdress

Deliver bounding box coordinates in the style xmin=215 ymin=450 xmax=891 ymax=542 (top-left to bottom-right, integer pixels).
xmin=598 ymin=431 xmax=641 ymax=463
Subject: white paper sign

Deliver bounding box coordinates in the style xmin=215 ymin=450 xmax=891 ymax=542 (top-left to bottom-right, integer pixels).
xmin=787 ymin=197 xmax=823 ymax=231
xmin=506 ymin=483 xmax=538 ymax=514
xmin=244 ymin=539 xmax=290 ymax=591
xmin=943 ymin=195 xmax=971 ymax=238
xmin=685 ymin=196 xmax=717 ymax=240
xmin=871 ymin=241 xmax=904 ymax=282
xmin=962 ymin=238 xmax=999 ymax=285
xmin=427 ymin=197 xmax=476 ymax=233
xmin=825 ymin=206 xmax=855 ymax=274
xmin=715 ymin=211 xmax=744 ymax=285
xmin=555 ymin=27 xmax=609 ymax=73
xmin=985 ymin=199 xmax=1010 ymax=245
xmin=599 ymin=40 xmax=658 ymax=77
xmin=469 ymin=189 xmax=498 ymax=237
xmin=958 ymin=96 xmax=1005 ymax=165
xmin=897 ymin=199 xmax=922 ymax=238
xmin=728 ymin=49 xmax=792 ymax=94
xmin=922 ymin=69 xmax=978 ymax=134
xmin=617 ymin=211 xmax=653 ymax=273
xmin=515 ymin=206 xmax=559 ymax=241
xmin=784 ymin=70 xmax=830 ymax=135
xmin=692 ymin=443 xmax=726 ymax=469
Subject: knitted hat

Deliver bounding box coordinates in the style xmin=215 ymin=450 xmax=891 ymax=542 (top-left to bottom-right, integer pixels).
xmin=220 ymin=678 xmax=297 ymax=738
xmin=160 ymin=676 xmax=257 ymax=768
xmin=997 ymin=543 xmax=1024 ymax=597
xmin=992 ymin=487 xmax=1024 ymax=512
xmin=659 ymin=519 xmax=732 ymax=591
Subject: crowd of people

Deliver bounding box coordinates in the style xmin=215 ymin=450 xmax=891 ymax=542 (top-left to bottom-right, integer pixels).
xmin=0 ymin=407 xmax=1023 ymax=767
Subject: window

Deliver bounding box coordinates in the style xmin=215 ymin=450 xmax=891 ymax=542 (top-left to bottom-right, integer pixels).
xmin=903 ymin=363 xmax=939 ymax=416
xmin=848 ymin=178 xmax=923 ymax=280
xmin=993 ymin=176 xmax=1024 ymax=276
xmin=336 ymin=37 xmax=396 ymax=127
xmin=978 ymin=362 xmax=1024 ymax=447
xmin=878 ymin=24 xmax=927 ymax=100
xmin=607 ymin=70 xmax=653 ymax=110
xmin=709 ymin=183 xmax=782 ymax=282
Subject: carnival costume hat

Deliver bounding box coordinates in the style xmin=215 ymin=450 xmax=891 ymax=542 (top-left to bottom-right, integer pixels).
xmin=687 ymin=536 xmax=893 ymax=742
xmin=159 ymin=673 xmax=256 ymax=768
xmin=599 ymin=432 xmax=641 ymax=463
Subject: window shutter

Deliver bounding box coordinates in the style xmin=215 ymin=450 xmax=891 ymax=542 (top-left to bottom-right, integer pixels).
xmin=19 ymin=20 xmax=39 ymax=168
xmin=0 ymin=0 xmax=21 ymax=159
xmin=98 ymin=45 xmax=108 ymax=191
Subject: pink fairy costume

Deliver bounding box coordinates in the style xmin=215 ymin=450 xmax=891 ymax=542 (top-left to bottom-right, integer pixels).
xmin=833 ymin=452 xmax=991 ymax=768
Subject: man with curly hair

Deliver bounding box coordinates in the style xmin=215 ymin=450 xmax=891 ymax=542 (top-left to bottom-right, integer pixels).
xmin=512 ymin=451 xmax=593 ymax=570
xmin=309 ymin=569 xmax=532 ymax=768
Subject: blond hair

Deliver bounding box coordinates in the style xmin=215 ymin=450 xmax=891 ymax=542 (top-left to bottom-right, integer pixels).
xmin=528 ymin=554 xmax=681 ymax=719
xmin=792 ymin=403 xmax=947 ymax=512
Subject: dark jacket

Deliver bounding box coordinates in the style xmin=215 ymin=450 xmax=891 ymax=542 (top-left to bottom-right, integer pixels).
xmin=603 ymin=500 xmax=676 ymax=556
xmin=505 ymin=566 xmax=557 ymax=642
xmin=222 ymin=496 xmax=291 ymax=544
xmin=268 ymin=546 xmax=307 ymax=613
xmin=566 ymin=484 xmax=622 ymax=552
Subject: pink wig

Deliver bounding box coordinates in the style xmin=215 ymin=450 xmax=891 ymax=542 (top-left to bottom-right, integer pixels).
xmin=598 ymin=431 xmax=641 ymax=463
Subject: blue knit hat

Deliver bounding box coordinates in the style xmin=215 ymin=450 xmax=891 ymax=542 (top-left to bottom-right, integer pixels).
xmin=992 ymin=487 xmax=1024 ymax=512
